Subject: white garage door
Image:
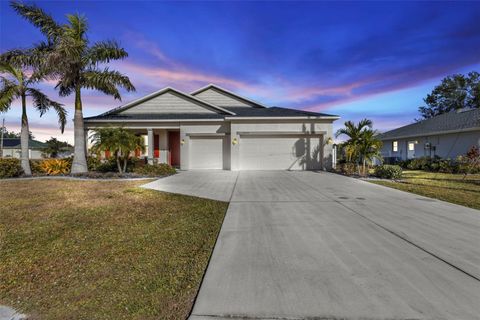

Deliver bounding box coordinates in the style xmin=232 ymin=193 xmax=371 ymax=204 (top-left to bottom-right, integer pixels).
xmin=239 ymin=135 xmax=323 ymax=170
xmin=189 ymin=136 xmax=224 ymax=169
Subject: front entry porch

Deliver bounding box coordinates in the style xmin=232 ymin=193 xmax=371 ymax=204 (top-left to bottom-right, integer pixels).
xmin=135 ymin=128 xmax=180 ymax=167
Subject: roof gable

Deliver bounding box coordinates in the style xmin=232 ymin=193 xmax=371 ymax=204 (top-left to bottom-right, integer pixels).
xmin=191 ymin=84 xmax=267 ymax=108
xmin=103 ymin=87 xmax=235 ymax=116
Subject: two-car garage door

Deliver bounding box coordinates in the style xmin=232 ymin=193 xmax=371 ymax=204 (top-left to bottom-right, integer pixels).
xmin=187 ymin=134 xmax=324 ymax=170
xmin=239 ymin=134 xmax=323 ymax=170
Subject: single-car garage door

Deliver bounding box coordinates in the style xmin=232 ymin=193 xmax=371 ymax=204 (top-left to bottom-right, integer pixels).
xmin=239 ymin=134 xmax=323 ymax=170
xmin=189 ymin=136 xmax=225 ymax=169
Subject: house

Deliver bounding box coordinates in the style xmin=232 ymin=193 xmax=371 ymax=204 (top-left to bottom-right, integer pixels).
xmin=378 ymin=108 xmax=480 ymax=162
xmin=84 ymin=84 xmax=339 ymax=170
xmin=0 ymin=138 xmax=47 ymax=159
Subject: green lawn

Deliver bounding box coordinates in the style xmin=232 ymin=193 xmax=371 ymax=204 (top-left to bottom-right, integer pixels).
xmin=370 ymin=170 xmax=480 ymax=210
xmin=0 ymin=179 xmax=228 ymax=320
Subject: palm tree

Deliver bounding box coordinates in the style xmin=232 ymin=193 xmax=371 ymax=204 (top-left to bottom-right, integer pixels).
xmin=335 ymin=119 xmax=372 ymax=165
xmin=91 ymin=127 xmax=145 ymax=173
xmin=11 ymin=1 xmax=135 ymax=173
xmin=357 ymin=129 xmax=382 ymax=176
xmin=0 ymin=61 xmax=66 ymax=175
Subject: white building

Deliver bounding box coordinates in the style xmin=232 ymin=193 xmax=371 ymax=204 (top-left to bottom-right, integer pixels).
xmin=378 ymin=108 xmax=480 ymax=162
xmin=84 ymin=84 xmax=339 ymax=170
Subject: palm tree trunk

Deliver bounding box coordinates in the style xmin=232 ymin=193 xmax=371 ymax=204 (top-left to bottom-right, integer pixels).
xmin=116 ymin=153 xmax=123 ymax=173
xmin=71 ymin=87 xmax=88 ymax=174
xmin=123 ymin=157 xmax=128 ymax=173
xmin=20 ymin=93 xmax=32 ymax=176
xmin=363 ymin=158 xmax=366 ymax=176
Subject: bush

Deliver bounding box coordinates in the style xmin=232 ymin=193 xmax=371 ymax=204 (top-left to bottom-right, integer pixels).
xmin=338 ymin=163 xmax=357 ymax=175
xmin=39 ymin=158 xmax=72 ymax=175
xmin=374 ymin=165 xmax=403 ymax=180
xmin=407 ymin=157 xmax=431 ymax=170
xmin=30 ymin=159 xmax=44 ymax=174
xmin=0 ymin=158 xmax=24 ymax=178
xmin=94 ymin=157 xmax=139 ymax=173
xmin=133 ymin=163 xmax=176 ymax=177
xmin=87 ymin=156 xmax=102 ymax=171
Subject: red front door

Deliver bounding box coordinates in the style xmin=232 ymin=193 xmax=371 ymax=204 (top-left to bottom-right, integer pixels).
xmin=168 ymin=131 xmax=180 ymax=166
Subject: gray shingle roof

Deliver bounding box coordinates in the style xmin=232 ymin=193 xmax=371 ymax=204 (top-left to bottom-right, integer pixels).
xmin=378 ymin=108 xmax=480 ymax=140
xmin=84 ymin=106 xmax=338 ymax=121
xmin=223 ymin=106 xmax=337 ymax=118
xmin=83 ymin=85 xmax=339 ymax=122
xmin=1 ymin=138 xmax=47 ymax=149
xmin=84 ymin=113 xmax=225 ymax=121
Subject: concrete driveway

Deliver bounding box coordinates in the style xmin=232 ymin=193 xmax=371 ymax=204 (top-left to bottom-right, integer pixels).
xmin=145 ymin=171 xmax=480 ymax=319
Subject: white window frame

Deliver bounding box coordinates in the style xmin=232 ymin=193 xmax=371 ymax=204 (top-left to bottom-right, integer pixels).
xmin=408 ymin=142 xmax=415 ymax=151
xmin=392 ymin=141 xmax=398 ymax=152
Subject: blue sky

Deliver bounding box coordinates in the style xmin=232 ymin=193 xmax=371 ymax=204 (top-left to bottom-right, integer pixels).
xmin=1 ymin=0 xmax=480 ymax=143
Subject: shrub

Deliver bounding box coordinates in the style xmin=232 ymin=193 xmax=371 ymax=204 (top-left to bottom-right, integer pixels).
xmin=374 ymin=165 xmax=403 ymax=180
xmin=87 ymin=156 xmax=102 ymax=171
xmin=0 ymin=158 xmax=24 ymax=178
xmin=407 ymin=157 xmax=430 ymax=170
xmin=133 ymin=163 xmax=176 ymax=177
xmin=94 ymin=157 xmax=138 ymax=173
xmin=338 ymin=163 xmax=357 ymax=175
xmin=39 ymin=158 xmax=72 ymax=175
xmin=30 ymin=159 xmax=44 ymax=174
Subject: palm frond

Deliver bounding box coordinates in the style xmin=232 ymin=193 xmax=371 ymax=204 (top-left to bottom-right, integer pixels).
xmin=10 ymin=1 xmax=61 ymax=41
xmin=27 ymin=88 xmax=67 ymax=132
xmin=83 ymin=68 xmax=135 ymax=100
xmin=55 ymin=78 xmax=75 ymax=97
xmin=65 ymin=14 xmax=88 ymax=41
xmin=0 ymin=61 xmax=23 ymax=81
xmin=87 ymin=41 xmax=128 ymax=64
xmin=0 ymin=77 xmax=19 ymax=112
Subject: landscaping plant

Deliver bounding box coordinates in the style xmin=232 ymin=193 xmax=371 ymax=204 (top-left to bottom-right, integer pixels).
xmin=335 ymin=119 xmax=383 ymax=176
xmin=90 ymin=127 xmax=145 ymax=174
xmin=39 ymin=159 xmax=71 ymax=175
xmin=0 ymin=158 xmax=23 ymax=178
xmin=374 ymin=165 xmax=403 ymax=180
xmin=0 ymin=61 xmax=66 ymax=175
xmin=10 ymin=1 xmax=135 ymax=173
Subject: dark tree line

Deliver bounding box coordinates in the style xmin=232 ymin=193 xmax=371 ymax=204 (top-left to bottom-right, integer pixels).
xmin=418 ymin=71 xmax=480 ymax=120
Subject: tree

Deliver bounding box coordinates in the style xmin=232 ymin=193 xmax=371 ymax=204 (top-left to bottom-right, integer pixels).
xmin=357 ymin=129 xmax=382 ymax=176
xmin=418 ymin=71 xmax=480 ymax=120
xmin=11 ymin=1 xmax=135 ymax=173
xmin=335 ymin=119 xmax=372 ymax=163
xmin=1 ymin=129 xmax=34 ymax=139
xmin=43 ymin=137 xmax=73 ymax=158
xmin=90 ymin=127 xmax=145 ymax=174
xmin=335 ymin=119 xmax=382 ymax=176
xmin=0 ymin=61 xmax=66 ymax=175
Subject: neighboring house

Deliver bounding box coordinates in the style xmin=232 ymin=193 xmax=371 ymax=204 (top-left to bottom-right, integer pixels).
xmin=84 ymin=84 xmax=339 ymax=170
xmin=0 ymin=138 xmax=47 ymax=159
xmin=378 ymin=108 xmax=480 ymax=162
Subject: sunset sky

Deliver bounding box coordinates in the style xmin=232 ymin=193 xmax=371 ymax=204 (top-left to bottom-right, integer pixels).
xmin=1 ymin=1 xmax=480 ymax=143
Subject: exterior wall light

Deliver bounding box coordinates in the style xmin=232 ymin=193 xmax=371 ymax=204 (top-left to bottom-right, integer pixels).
xmin=326 ymin=137 xmax=334 ymax=145
xmin=180 ymin=139 xmax=185 ymax=145
xmin=232 ymin=137 xmax=238 ymax=145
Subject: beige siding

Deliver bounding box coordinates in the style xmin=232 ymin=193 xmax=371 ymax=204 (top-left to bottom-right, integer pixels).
xmin=120 ymin=91 xmax=217 ymax=114
xmin=194 ymin=88 xmax=255 ymax=107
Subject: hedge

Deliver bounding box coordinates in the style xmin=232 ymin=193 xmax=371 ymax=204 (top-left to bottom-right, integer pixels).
xmin=0 ymin=158 xmax=24 ymax=178
xmin=374 ymin=165 xmax=403 ymax=180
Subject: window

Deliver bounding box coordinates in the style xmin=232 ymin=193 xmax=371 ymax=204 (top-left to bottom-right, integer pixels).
xmin=408 ymin=142 xmax=415 ymax=151
xmin=392 ymin=141 xmax=398 ymax=152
